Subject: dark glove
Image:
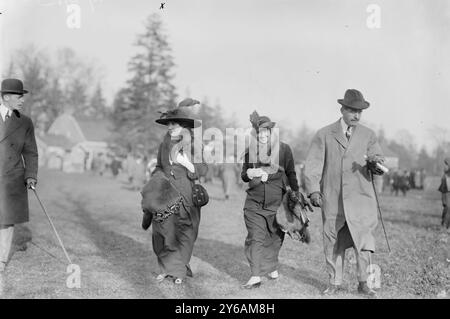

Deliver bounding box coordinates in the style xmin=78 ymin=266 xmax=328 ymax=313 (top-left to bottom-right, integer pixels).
xmin=366 ymin=154 xmax=386 ymax=175
xmin=309 ymin=192 xmax=322 ymax=207
xmin=26 ymin=178 xmax=37 ymax=189
xmin=294 ymin=191 xmax=314 ymax=212
xmin=142 ymin=210 xmax=153 ymax=230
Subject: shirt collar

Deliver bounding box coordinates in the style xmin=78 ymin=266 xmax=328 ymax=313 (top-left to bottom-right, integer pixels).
xmin=340 ymin=117 xmax=351 ymax=134
xmin=0 ymin=103 xmax=11 ymax=121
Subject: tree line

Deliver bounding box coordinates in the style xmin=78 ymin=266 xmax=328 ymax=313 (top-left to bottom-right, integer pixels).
xmin=4 ymin=13 xmax=448 ymax=176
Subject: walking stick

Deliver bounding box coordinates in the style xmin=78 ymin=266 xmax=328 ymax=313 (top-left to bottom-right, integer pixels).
xmin=370 ymin=171 xmax=392 ymax=253
xmin=29 ymin=185 xmax=73 ymax=264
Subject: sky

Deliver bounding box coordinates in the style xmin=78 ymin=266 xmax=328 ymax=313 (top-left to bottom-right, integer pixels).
xmin=1 ymin=0 xmax=449 ymax=151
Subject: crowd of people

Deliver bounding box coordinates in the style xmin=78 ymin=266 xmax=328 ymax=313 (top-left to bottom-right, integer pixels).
xmin=1 ymin=79 xmax=449 ymax=299
xmin=382 ymin=168 xmax=427 ymax=196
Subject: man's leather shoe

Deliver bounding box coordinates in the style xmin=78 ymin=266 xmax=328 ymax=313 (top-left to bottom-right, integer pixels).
xmin=358 ymin=282 xmax=377 ymax=298
xmin=322 ymin=284 xmax=342 ymax=295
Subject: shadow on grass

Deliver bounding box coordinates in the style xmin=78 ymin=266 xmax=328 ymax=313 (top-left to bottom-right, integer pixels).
xmin=194 ymin=237 xmax=325 ymax=292
xmin=54 ymin=191 xmax=165 ymax=298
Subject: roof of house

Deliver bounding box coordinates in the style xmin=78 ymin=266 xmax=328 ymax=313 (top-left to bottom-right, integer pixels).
xmin=40 ymin=134 xmax=77 ymax=149
xmin=47 ymin=113 xmax=112 ymax=144
xmin=74 ymin=116 xmax=113 ymax=142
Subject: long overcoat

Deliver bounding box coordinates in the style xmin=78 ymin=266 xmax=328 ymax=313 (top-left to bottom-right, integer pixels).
xmin=0 ymin=110 xmax=38 ymax=225
xmin=305 ymin=120 xmax=382 ymax=252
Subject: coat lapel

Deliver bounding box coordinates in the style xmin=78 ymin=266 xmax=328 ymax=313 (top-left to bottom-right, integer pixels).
xmin=331 ymin=120 xmax=348 ymax=150
xmin=0 ymin=111 xmax=23 ymax=143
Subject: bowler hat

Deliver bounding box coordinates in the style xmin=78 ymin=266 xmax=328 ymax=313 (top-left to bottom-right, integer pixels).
xmin=338 ymin=89 xmax=369 ymax=110
xmin=156 ymin=99 xmax=201 ymax=128
xmin=0 ymin=78 xmax=29 ymax=95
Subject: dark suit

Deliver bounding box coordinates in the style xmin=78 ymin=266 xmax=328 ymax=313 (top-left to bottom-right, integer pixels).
xmin=0 ymin=108 xmax=38 ymax=266
xmin=0 ymin=109 xmax=38 ymax=225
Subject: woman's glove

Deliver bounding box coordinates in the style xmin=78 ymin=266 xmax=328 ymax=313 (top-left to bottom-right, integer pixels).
xmin=247 ymin=168 xmax=264 ymax=180
xmin=176 ymin=153 xmax=195 ymax=173
xmin=309 ymin=192 xmax=322 ymax=207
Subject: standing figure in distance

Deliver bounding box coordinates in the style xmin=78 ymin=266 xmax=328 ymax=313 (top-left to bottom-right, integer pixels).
xmin=438 ymin=158 xmax=450 ymax=229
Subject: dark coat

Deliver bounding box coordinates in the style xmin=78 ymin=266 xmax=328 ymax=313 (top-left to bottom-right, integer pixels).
xmin=241 ymin=142 xmax=299 ymax=213
xmin=149 ymin=132 xmax=208 ymax=278
xmin=0 ymin=110 xmax=38 ymax=225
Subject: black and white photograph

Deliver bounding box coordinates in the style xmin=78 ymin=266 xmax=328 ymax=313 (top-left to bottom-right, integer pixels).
xmin=0 ymin=0 xmax=449 ymax=305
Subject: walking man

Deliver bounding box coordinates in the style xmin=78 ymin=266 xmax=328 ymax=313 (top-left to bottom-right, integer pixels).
xmin=0 ymin=79 xmax=38 ymax=272
xmin=304 ymin=89 xmax=385 ymax=297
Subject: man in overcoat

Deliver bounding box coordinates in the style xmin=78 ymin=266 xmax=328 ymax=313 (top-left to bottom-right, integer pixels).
xmin=0 ymin=79 xmax=38 ymax=272
xmin=304 ymin=89 xmax=385 ymax=297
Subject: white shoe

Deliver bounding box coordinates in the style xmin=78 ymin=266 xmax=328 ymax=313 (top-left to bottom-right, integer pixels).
xmin=0 ymin=262 xmax=6 ymax=273
xmin=155 ymin=273 xmax=168 ymax=282
xmin=268 ymin=270 xmax=279 ymax=279
xmin=242 ymin=276 xmax=262 ymax=289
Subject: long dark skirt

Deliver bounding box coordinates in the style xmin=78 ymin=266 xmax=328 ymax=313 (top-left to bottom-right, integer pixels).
xmin=152 ymin=203 xmax=200 ymax=279
xmin=244 ymin=208 xmax=285 ymax=276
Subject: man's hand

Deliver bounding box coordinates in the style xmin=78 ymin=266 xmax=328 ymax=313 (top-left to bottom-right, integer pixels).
xmin=309 ymin=192 xmax=322 ymax=207
xmin=26 ymin=178 xmax=37 ymax=189
xmin=295 ymin=191 xmax=314 ymax=212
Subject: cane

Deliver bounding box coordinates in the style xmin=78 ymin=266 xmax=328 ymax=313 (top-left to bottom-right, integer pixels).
xmin=29 ymin=185 xmax=73 ymax=264
xmin=369 ymin=171 xmax=392 ymax=253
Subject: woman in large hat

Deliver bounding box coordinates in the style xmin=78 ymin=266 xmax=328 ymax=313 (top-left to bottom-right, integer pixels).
xmin=240 ymin=111 xmax=309 ymax=288
xmin=141 ymin=98 xmax=207 ymax=284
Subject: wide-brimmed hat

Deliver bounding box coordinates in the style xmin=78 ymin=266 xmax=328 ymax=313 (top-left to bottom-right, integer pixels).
xmin=0 ymin=78 xmax=29 ymax=95
xmin=337 ymin=89 xmax=370 ymax=110
xmin=155 ymin=98 xmax=201 ymax=128
xmin=249 ymin=111 xmax=276 ymax=131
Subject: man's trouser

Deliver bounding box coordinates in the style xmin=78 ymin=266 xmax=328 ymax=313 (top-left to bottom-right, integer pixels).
xmin=0 ymin=225 xmax=14 ymax=264
xmin=325 ymin=222 xmax=371 ymax=285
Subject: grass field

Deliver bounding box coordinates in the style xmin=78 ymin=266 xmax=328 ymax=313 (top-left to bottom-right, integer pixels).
xmin=1 ymin=168 xmax=449 ymax=299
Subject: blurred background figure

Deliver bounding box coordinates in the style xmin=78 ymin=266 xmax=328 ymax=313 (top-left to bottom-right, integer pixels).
xmin=110 ymin=156 xmax=122 ymax=178
xmin=131 ymin=154 xmax=148 ymax=190
xmin=392 ymin=169 xmax=410 ymax=196
xmin=218 ymin=156 xmax=240 ymax=200
xmin=146 ymin=157 xmax=157 ymax=182
xmin=438 ymin=158 xmax=450 ymax=229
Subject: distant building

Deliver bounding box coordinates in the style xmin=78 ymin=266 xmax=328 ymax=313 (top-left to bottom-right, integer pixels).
xmin=39 ymin=113 xmax=112 ymax=173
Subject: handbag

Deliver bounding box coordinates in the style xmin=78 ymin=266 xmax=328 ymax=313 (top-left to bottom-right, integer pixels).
xmin=192 ymin=180 xmax=209 ymax=207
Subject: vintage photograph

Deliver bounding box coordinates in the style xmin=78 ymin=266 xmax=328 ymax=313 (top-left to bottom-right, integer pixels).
xmin=0 ymin=0 xmax=449 ymax=301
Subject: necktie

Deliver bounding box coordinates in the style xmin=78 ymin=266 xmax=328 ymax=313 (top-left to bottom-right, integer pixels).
xmin=345 ymin=126 xmax=352 ymax=141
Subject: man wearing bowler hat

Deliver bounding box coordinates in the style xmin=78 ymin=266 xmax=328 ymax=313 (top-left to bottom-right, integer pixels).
xmin=304 ymin=89 xmax=385 ymax=297
xmin=0 ymin=79 xmax=38 ymax=272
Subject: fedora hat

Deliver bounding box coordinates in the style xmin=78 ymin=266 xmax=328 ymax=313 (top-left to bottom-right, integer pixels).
xmin=155 ymin=98 xmax=201 ymax=128
xmin=337 ymin=89 xmax=369 ymax=110
xmin=249 ymin=111 xmax=276 ymax=131
xmin=0 ymin=78 xmax=29 ymax=95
